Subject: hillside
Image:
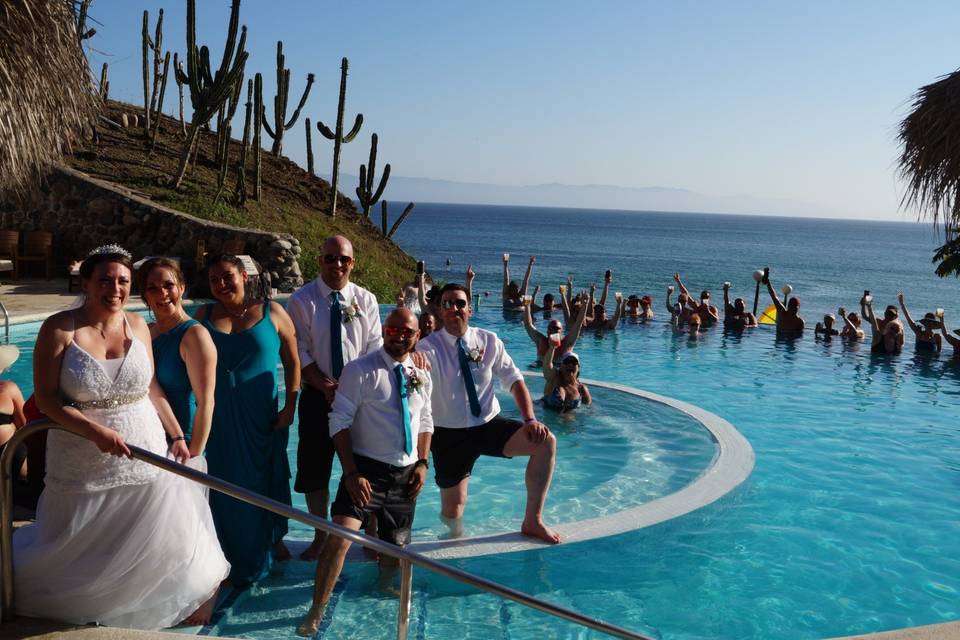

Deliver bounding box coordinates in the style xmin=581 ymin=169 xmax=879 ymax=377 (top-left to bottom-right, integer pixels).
xmin=65 ymin=100 xmax=415 ymax=299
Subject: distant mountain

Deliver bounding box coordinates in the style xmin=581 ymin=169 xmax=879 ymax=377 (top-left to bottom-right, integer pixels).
xmin=328 ymin=173 xmax=830 ymax=218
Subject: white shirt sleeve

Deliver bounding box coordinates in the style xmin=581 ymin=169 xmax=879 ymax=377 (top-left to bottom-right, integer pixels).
xmin=418 ymin=371 xmax=434 ymax=435
xmin=328 ymin=360 xmax=363 ymax=437
xmin=285 ymin=293 xmax=316 ymax=369
xmin=363 ymin=291 xmax=383 ymax=354
xmin=491 ymin=334 xmax=524 ymax=391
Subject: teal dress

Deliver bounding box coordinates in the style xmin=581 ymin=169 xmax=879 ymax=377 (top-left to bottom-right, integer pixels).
xmin=201 ymin=303 xmax=292 ymax=586
xmin=153 ymin=319 xmax=199 ymax=443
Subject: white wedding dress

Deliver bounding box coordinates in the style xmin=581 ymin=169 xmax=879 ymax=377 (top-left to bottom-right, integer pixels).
xmin=13 ymin=331 xmax=230 ymax=629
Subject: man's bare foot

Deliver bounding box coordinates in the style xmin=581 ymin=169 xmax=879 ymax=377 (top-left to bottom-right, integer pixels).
xmin=296 ymin=602 xmax=326 ymax=637
xmin=274 ymin=540 xmax=292 ymax=562
xmin=521 ymin=519 xmax=562 ymax=544
xmin=181 ymin=589 xmax=218 ymax=626
xmin=299 ymin=534 xmax=326 ymax=561
xmin=439 ymin=514 xmax=464 ymax=539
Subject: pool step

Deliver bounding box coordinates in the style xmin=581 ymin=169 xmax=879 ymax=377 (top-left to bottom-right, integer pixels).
xmin=0 ymin=616 xmax=244 ymax=639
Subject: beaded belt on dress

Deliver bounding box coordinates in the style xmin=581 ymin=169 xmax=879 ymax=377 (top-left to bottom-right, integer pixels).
xmin=68 ymin=392 xmax=148 ymax=410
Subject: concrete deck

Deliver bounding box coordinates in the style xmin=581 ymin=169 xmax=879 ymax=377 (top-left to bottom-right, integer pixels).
xmin=0 ymin=277 xmax=100 ymax=324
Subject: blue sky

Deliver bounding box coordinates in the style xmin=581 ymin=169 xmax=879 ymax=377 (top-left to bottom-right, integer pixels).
xmin=84 ymin=1 xmax=960 ymax=220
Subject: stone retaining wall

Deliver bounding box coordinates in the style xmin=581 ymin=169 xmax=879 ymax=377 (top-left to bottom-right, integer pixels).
xmin=0 ymin=166 xmax=304 ymax=291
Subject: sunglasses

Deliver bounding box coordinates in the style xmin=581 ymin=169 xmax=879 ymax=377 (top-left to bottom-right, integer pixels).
xmin=384 ymin=326 xmax=417 ymax=338
xmin=441 ymin=299 xmax=469 ymax=310
xmin=323 ymin=254 xmax=353 ymax=265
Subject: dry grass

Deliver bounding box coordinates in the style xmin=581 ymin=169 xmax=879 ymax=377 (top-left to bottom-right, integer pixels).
xmin=0 ymin=1 xmax=99 ymax=194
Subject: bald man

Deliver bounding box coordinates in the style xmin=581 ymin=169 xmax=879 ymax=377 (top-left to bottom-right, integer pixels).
xmin=286 ymin=235 xmax=383 ymax=559
xmin=296 ymin=307 xmax=432 ymax=636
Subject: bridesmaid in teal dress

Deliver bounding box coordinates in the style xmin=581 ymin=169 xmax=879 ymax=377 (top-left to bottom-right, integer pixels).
xmin=196 ymin=254 xmax=301 ymax=587
xmin=139 ymin=258 xmax=217 ymax=458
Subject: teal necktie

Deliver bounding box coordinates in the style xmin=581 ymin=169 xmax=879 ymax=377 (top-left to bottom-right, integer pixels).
xmin=330 ymin=291 xmax=343 ymax=379
xmin=394 ymin=364 xmax=413 ymax=455
xmin=456 ymin=337 xmax=482 ymax=417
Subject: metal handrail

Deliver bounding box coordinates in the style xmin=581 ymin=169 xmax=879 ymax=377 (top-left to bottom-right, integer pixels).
xmin=0 ymin=300 xmax=8 ymax=344
xmin=1 ymin=421 xmax=654 ymax=640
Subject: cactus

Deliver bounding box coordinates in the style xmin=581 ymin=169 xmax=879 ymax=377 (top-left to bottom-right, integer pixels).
xmin=261 ymin=41 xmax=314 ymax=157
xmin=380 ymin=201 xmax=416 ymax=239
xmin=141 ymin=10 xmax=151 ymax=134
xmin=253 ymin=72 xmax=263 ymax=201
xmin=235 ymin=78 xmax=253 ymax=205
xmin=141 ymin=9 xmax=167 ymax=138
xmin=148 ymin=51 xmax=170 ymax=149
xmin=75 ymin=0 xmax=96 ymax=42
xmin=215 ymin=70 xmax=244 ymax=170
xmin=98 ymin=62 xmax=109 ymax=100
xmin=170 ymin=0 xmax=248 ymax=189
xmin=148 ymin=9 xmax=164 ymax=117
xmin=317 ymin=57 xmax=363 ymax=217
xmin=215 ymin=122 xmax=231 ymax=202
xmin=355 ymin=133 xmax=390 ymax=218
xmin=305 ymin=117 xmax=314 ymax=175
xmin=173 ymin=53 xmax=187 ymax=137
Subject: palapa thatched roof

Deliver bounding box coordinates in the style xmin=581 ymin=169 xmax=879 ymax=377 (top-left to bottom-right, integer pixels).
xmin=0 ymin=1 xmax=99 ymax=195
xmin=897 ymin=68 xmax=960 ymax=230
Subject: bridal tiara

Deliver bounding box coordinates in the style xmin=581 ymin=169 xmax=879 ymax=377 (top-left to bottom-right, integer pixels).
xmin=87 ymin=243 xmax=132 ymax=259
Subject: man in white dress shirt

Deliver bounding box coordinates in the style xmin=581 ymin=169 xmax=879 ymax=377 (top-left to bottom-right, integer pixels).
xmin=286 ymin=235 xmax=382 ymax=560
xmin=417 ymin=283 xmax=561 ymax=544
xmin=296 ymin=307 xmax=432 ymax=637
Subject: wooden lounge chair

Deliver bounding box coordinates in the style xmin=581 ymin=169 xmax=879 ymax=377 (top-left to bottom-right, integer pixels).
xmin=0 ymin=231 xmax=19 ymax=279
xmin=16 ymin=231 xmax=53 ymax=279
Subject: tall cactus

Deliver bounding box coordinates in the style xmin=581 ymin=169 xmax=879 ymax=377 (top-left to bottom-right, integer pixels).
xmin=75 ymin=0 xmax=96 ymax=43
xmin=173 ymin=53 xmax=187 ymax=137
xmin=253 ymin=72 xmax=263 ymax=201
xmin=317 ymin=57 xmax=363 ymax=217
xmin=141 ymin=10 xmax=151 ymax=135
xmin=356 ymin=133 xmax=390 ymax=218
xmin=170 ymin=0 xmax=248 ymax=189
xmin=148 ymin=52 xmax=170 ymax=149
xmin=235 ymin=78 xmax=253 ymax=205
xmin=305 ymin=117 xmax=314 ymax=175
xmin=147 ymin=9 xmax=165 ymax=118
xmin=98 ymin=62 xmax=109 ymax=101
xmin=262 ymin=41 xmax=314 ymax=157
xmin=381 ymin=201 xmax=416 ymax=239
xmin=215 ymin=70 xmax=244 ymax=169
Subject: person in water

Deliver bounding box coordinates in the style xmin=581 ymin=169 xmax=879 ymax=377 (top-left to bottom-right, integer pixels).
xmin=763 ymin=269 xmax=804 ymax=337
xmin=814 ymin=314 xmax=839 ymax=339
xmin=864 ymin=299 xmax=903 ymax=354
xmin=838 ymin=307 xmax=865 ymax=341
xmin=722 ymin=282 xmax=757 ymax=330
xmin=936 ymin=312 xmax=960 ymax=360
xmin=541 ymin=345 xmax=590 ymax=413
xmin=674 ymin=273 xmax=719 ymax=327
xmin=523 ymin=298 xmax=587 ymax=367
xmin=502 ymin=254 xmax=536 ymax=311
xmin=897 ymin=292 xmax=942 ymax=353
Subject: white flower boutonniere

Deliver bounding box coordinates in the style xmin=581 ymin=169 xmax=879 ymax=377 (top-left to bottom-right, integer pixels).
xmin=405 ymin=368 xmax=425 ymax=395
xmin=467 ymin=346 xmax=484 ymax=365
xmin=341 ymin=298 xmax=363 ymax=323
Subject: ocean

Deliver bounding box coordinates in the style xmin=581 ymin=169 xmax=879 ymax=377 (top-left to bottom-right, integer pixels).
xmin=390 ymin=203 xmax=958 ymax=325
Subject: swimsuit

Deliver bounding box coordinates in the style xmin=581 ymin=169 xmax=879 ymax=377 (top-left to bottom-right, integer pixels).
xmin=542 ymin=387 xmax=581 ymax=412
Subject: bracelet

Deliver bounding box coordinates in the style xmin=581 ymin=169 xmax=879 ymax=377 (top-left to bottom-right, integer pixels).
xmin=414 ymin=458 xmax=429 ymax=469
xmin=171 ymin=435 xmax=186 ymax=442
xmin=343 ymin=470 xmax=359 ymax=481
xmin=523 ymin=417 xmax=538 ymax=424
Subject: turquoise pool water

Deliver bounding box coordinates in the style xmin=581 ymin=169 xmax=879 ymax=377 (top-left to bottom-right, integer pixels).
xmin=7 ymin=302 xmax=960 ymax=639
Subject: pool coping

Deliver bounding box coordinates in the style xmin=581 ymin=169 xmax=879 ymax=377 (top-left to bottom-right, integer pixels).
xmin=406 ymin=372 xmax=755 ymax=559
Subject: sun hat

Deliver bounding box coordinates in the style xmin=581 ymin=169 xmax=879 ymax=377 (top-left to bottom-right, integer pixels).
xmin=919 ymin=313 xmax=939 ymax=327
xmin=0 ymin=345 xmax=20 ymax=373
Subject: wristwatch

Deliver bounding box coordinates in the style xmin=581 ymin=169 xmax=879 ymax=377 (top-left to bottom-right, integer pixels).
xmin=414 ymin=458 xmax=429 ymax=469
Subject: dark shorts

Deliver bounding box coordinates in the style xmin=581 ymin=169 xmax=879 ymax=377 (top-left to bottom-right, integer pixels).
xmin=294 ymin=386 xmax=337 ymax=494
xmin=330 ymin=455 xmax=418 ymax=546
xmin=431 ymin=415 xmax=523 ymax=489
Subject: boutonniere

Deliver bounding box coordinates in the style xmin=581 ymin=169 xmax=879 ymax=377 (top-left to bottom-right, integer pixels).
xmin=467 ymin=345 xmax=484 ymax=365
xmin=341 ymin=298 xmax=363 ymax=323
xmin=405 ymin=368 xmax=425 ymax=394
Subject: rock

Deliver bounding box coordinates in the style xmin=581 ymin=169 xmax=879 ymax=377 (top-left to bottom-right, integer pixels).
xmin=269 ymin=239 xmax=292 ymax=251
xmin=122 ymin=214 xmax=139 ymax=226
xmin=86 ymin=197 xmax=113 ymax=217
xmin=121 ymin=113 xmax=129 ymax=128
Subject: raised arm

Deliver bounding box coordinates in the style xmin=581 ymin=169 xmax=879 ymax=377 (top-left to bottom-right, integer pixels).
xmin=519 ymin=256 xmax=536 ymax=296
xmin=765 ymin=277 xmax=785 ymax=313
xmin=665 ymin=286 xmax=675 ymax=313
xmin=674 ymin=273 xmax=691 ymax=300
xmin=562 ymin=294 xmax=590 ymax=352
xmin=608 ymin=295 xmax=624 ymax=328
xmin=466 ymin=264 xmax=475 ymax=302
xmin=501 ymin=254 xmax=511 ymax=299
xmin=559 ymin=285 xmax=572 ymax=326
xmin=599 ymin=271 xmax=612 ymax=307
xmin=722 ymin=282 xmax=732 ymax=315
xmin=939 ymin=314 xmax=960 ymax=347
xmin=897 ymin=292 xmax=919 ymax=334
xmin=417 ymin=272 xmax=429 ymax=310
xmin=542 ymin=342 xmax=558 ymax=385
xmin=523 ymin=300 xmax=542 ymax=344
xmin=864 ymin=302 xmax=881 ymax=337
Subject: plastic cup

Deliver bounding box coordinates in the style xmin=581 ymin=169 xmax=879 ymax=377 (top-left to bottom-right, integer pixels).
xmin=667 ymin=285 xmax=675 ymax=293
xmin=615 ymin=291 xmax=622 ymax=300
xmin=503 ymin=253 xmax=510 ymax=261
xmin=559 ymin=285 xmax=567 ymax=294
xmin=937 ymin=308 xmax=945 ymax=318
xmin=723 ymin=281 xmax=731 ymax=288
xmin=864 ymin=295 xmax=873 ymax=304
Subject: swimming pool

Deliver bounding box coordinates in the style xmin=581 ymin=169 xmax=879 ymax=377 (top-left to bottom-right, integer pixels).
xmin=6 ymin=303 xmax=960 ymax=639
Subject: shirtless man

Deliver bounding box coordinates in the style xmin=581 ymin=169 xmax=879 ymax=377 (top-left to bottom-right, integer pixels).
xmin=762 ymin=268 xmax=804 ymax=337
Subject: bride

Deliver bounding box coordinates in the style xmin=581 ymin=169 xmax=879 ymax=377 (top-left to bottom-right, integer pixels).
xmin=13 ymin=245 xmax=229 ymax=629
